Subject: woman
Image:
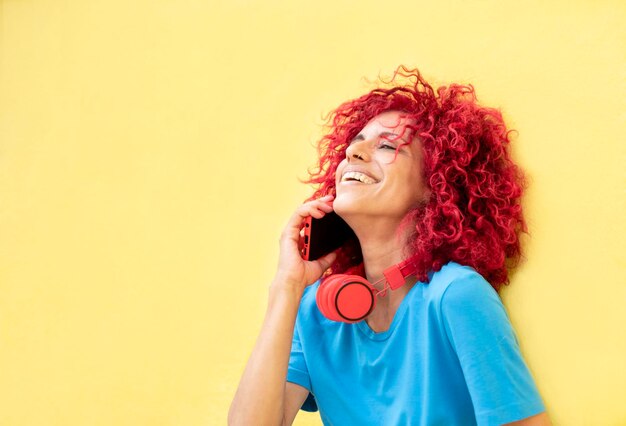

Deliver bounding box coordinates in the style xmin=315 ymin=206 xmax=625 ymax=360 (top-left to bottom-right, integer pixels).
xmin=229 ymin=67 xmax=550 ymax=425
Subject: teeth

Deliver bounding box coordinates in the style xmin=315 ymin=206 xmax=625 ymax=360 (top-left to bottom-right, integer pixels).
xmin=341 ymin=171 xmax=377 ymax=184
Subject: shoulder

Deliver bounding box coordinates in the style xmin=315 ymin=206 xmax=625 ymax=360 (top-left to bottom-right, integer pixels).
xmin=427 ymin=262 xmax=517 ymax=354
xmin=423 ymin=261 xmax=509 ymax=333
xmin=424 ymin=261 xmax=498 ymax=306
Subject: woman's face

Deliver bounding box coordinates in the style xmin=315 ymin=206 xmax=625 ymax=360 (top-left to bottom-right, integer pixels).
xmin=334 ymin=110 xmax=431 ymax=221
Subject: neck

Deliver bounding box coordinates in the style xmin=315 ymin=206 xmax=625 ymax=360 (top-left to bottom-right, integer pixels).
xmin=346 ymin=215 xmax=417 ymax=331
xmin=348 ymin=216 xmax=410 ymax=281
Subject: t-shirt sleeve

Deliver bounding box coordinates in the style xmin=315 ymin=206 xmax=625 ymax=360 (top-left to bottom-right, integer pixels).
xmin=286 ymin=316 xmax=318 ymax=412
xmin=441 ymin=271 xmax=546 ymax=426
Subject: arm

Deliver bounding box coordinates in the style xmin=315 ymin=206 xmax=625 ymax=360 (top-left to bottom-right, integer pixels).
xmin=228 ymin=196 xmax=336 ymax=426
xmin=504 ymin=412 xmax=551 ymax=426
xmin=228 ymin=282 xmax=308 ymax=426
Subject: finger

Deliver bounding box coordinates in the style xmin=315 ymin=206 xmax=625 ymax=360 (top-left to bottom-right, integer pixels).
xmin=317 ymin=202 xmax=334 ymax=212
xmin=314 ymin=195 xmax=334 ymax=204
xmin=308 ymin=209 xmax=325 ymax=219
xmin=315 ymin=250 xmax=338 ymax=273
xmin=286 ymin=204 xmax=325 ymax=232
xmin=283 ymin=197 xmax=335 ymax=241
xmin=284 ymin=209 xmax=310 ymax=237
xmin=305 ymin=200 xmax=333 ymax=215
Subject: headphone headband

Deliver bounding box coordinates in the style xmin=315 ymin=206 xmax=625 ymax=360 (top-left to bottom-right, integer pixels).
xmin=383 ymin=256 xmax=420 ymax=290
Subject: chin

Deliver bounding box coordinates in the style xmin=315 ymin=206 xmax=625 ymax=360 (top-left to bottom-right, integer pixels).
xmin=333 ymin=196 xmax=376 ymax=222
xmin=332 ymin=198 xmax=350 ymax=219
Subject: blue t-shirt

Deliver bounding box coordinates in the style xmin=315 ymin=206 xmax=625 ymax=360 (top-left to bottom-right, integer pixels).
xmin=287 ymin=261 xmax=545 ymax=426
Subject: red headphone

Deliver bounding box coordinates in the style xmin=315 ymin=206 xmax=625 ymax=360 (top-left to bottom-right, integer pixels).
xmin=316 ymin=256 xmax=420 ymax=323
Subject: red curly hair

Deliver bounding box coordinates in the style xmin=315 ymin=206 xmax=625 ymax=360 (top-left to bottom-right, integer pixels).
xmin=304 ymin=66 xmax=529 ymax=292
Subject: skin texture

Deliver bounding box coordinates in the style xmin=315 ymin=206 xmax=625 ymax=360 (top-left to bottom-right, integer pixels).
xmin=334 ymin=111 xmax=430 ymax=222
xmin=504 ymin=412 xmax=551 ymax=426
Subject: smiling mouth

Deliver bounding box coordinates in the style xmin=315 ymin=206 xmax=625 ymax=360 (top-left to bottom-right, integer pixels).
xmin=341 ymin=171 xmax=379 ymax=184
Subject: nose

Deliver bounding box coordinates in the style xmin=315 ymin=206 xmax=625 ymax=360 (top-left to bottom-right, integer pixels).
xmin=345 ymin=139 xmax=370 ymax=162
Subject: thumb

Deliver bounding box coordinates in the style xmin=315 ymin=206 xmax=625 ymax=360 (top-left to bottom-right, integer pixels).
xmin=316 ymin=250 xmax=338 ymax=273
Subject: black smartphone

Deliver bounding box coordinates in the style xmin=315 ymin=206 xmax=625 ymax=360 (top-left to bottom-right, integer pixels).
xmin=301 ymin=212 xmax=356 ymax=261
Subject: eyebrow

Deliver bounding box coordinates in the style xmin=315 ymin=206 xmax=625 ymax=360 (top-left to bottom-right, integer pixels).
xmin=350 ymin=131 xmax=404 ymax=143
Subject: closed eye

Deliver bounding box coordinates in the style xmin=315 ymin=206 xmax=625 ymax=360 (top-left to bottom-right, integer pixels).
xmin=379 ymin=143 xmax=396 ymax=150
xmin=379 ymin=133 xmax=402 ymax=150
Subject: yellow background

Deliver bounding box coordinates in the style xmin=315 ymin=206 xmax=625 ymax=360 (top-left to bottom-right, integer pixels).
xmin=1 ymin=1 xmax=625 ymax=425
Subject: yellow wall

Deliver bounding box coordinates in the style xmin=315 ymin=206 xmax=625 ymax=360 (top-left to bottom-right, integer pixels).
xmin=1 ymin=1 xmax=624 ymax=425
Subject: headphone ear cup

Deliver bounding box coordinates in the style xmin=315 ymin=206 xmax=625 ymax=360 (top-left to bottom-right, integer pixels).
xmin=327 ymin=276 xmax=346 ymax=322
xmin=317 ymin=275 xmax=344 ymax=322
xmin=335 ymin=276 xmax=376 ymax=322
xmin=316 ymin=275 xmax=376 ymax=323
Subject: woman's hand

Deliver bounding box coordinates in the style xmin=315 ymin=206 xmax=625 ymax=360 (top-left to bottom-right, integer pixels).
xmin=273 ymin=195 xmax=338 ymax=292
